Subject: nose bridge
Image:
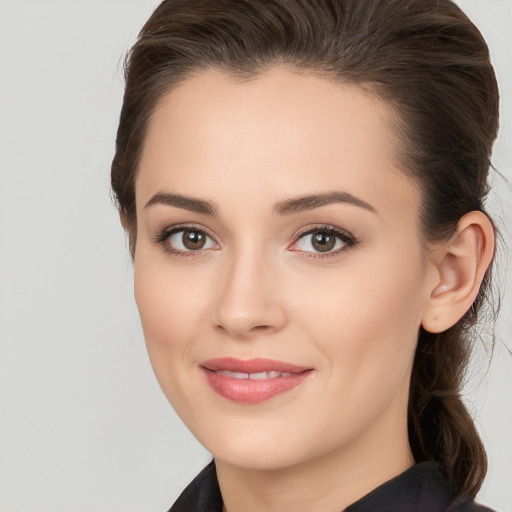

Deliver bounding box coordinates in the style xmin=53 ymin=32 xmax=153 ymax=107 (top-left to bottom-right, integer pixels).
xmin=214 ymin=240 xmax=286 ymax=338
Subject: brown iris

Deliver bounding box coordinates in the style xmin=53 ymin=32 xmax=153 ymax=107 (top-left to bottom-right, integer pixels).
xmin=182 ymin=230 xmax=207 ymax=250
xmin=311 ymin=231 xmax=336 ymax=252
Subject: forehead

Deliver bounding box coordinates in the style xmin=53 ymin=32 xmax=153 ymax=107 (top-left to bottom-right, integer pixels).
xmin=136 ymin=67 xmax=419 ymax=220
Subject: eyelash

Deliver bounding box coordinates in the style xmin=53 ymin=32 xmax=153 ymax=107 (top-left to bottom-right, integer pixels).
xmin=292 ymin=225 xmax=358 ymax=259
xmin=153 ymin=223 xmax=358 ymax=259
xmin=153 ymin=224 xmax=218 ymax=258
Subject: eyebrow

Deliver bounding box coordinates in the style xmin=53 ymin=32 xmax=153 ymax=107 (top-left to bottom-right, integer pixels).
xmin=274 ymin=191 xmax=376 ymax=215
xmin=144 ymin=190 xmax=376 ymax=216
xmin=144 ymin=192 xmax=218 ymax=215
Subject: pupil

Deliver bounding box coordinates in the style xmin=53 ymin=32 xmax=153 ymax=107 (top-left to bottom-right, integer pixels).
xmin=183 ymin=230 xmax=205 ymax=250
xmin=312 ymin=232 xmax=335 ymax=252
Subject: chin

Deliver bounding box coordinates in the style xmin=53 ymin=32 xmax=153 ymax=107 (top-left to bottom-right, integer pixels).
xmin=213 ymin=443 xmax=303 ymax=472
xmin=187 ymin=421 xmax=292 ymax=470
xmin=196 ymin=420 xmax=326 ymax=472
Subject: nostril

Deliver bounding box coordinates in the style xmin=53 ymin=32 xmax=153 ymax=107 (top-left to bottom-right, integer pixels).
xmin=251 ymin=325 xmax=272 ymax=332
xmin=214 ymin=322 xmax=276 ymax=338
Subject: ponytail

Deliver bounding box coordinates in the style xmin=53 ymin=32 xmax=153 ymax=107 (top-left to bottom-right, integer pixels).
xmin=408 ymin=326 xmax=488 ymax=498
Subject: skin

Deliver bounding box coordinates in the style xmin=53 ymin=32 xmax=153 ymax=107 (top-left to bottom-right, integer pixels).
xmin=131 ymin=67 xmax=494 ymax=512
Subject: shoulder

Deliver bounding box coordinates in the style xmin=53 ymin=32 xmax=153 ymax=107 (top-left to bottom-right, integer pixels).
xmin=168 ymin=460 xmax=499 ymax=512
xmin=445 ymin=498 xmax=497 ymax=512
xmin=345 ymin=462 xmax=499 ymax=512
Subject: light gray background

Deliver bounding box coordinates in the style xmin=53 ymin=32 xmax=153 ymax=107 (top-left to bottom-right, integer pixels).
xmin=0 ymin=1 xmax=510 ymax=511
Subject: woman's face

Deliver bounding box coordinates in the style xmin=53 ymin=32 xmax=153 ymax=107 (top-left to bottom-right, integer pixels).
xmin=134 ymin=68 xmax=435 ymax=471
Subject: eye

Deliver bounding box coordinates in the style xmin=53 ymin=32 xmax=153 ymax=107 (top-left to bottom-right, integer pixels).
xmin=157 ymin=227 xmax=218 ymax=254
xmin=290 ymin=226 xmax=356 ymax=256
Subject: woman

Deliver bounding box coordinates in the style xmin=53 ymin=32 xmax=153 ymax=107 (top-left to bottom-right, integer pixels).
xmin=111 ymin=0 xmax=500 ymax=510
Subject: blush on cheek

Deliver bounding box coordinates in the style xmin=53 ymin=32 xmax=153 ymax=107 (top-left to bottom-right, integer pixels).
xmin=134 ymin=259 xmax=204 ymax=364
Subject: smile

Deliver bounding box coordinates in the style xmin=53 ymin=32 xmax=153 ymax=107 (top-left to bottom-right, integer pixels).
xmin=200 ymin=358 xmax=313 ymax=404
xmin=213 ymin=370 xmax=293 ymax=379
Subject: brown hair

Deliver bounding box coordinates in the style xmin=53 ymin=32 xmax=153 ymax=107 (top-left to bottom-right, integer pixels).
xmin=111 ymin=0 xmax=499 ymax=498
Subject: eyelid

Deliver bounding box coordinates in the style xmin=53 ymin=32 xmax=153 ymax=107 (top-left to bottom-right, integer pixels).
xmin=153 ymin=222 xmax=358 ymax=259
xmin=289 ymin=224 xmax=358 ymax=257
xmin=153 ymin=223 xmax=220 ymax=256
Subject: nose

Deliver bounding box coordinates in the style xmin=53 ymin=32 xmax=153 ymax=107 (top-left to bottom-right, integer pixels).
xmin=213 ymin=250 xmax=287 ymax=339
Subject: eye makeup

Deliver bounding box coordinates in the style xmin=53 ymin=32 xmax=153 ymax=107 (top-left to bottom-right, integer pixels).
xmin=152 ymin=223 xmax=220 ymax=258
xmin=152 ymin=221 xmax=359 ymax=260
xmin=289 ymin=224 xmax=359 ymax=260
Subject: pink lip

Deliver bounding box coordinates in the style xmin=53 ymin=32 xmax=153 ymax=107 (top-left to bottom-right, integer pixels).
xmin=200 ymin=358 xmax=314 ymax=404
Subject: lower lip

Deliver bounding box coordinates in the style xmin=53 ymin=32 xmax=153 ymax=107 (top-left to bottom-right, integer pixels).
xmin=202 ymin=368 xmax=313 ymax=404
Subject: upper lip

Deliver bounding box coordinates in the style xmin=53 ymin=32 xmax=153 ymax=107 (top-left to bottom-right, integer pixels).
xmin=200 ymin=357 xmax=312 ymax=374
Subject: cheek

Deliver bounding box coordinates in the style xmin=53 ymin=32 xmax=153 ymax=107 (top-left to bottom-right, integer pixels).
xmin=135 ymin=263 xmax=184 ymax=344
xmin=133 ymin=251 xmax=204 ymax=390
xmin=133 ymin=255 xmax=220 ymax=436
xmin=133 ymin=237 xmax=213 ymax=333
xmin=292 ymin=249 xmax=426 ymax=391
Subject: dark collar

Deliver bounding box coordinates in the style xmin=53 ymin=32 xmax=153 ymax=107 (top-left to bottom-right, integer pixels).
xmin=168 ymin=460 xmax=492 ymax=512
xmin=345 ymin=461 xmax=452 ymax=512
xmin=168 ymin=461 xmax=222 ymax=512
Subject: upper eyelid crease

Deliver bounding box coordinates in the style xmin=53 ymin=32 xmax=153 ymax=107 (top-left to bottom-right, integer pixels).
xmin=296 ymin=224 xmax=354 ymax=237
xmin=294 ymin=226 xmax=357 ymax=246
xmin=155 ymin=224 xmax=355 ymax=245
xmin=154 ymin=224 xmax=216 ymax=242
xmin=154 ymin=224 xmax=357 ymax=261
xmin=143 ymin=191 xmax=376 ymax=216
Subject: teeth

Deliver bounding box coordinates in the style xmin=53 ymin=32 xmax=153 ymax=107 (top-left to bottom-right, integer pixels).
xmin=216 ymin=371 xmax=249 ymax=379
xmin=214 ymin=370 xmax=293 ymax=379
xmin=249 ymin=371 xmax=268 ymax=380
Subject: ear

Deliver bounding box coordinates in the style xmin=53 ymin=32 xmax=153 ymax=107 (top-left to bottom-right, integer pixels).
xmin=119 ymin=209 xmax=129 ymax=230
xmin=421 ymin=211 xmax=495 ymax=333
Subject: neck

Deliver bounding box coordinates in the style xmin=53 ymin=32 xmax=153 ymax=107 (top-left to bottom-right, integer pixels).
xmin=216 ymin=413 xmax=414 ymax=512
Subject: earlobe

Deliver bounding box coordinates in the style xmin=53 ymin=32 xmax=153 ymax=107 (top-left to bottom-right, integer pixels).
xmin=421 ymin=211 xmax=494 ymax=333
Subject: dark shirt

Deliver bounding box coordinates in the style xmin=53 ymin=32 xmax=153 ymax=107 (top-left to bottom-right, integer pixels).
xmin=168 ymin=460 xmax=496 ymax=512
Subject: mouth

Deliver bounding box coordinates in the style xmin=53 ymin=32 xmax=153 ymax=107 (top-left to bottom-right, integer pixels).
xmin=211 ymin=370 xmax=295 ymax=380
xmin=200 ymin=358 xmax=314 ymax=404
